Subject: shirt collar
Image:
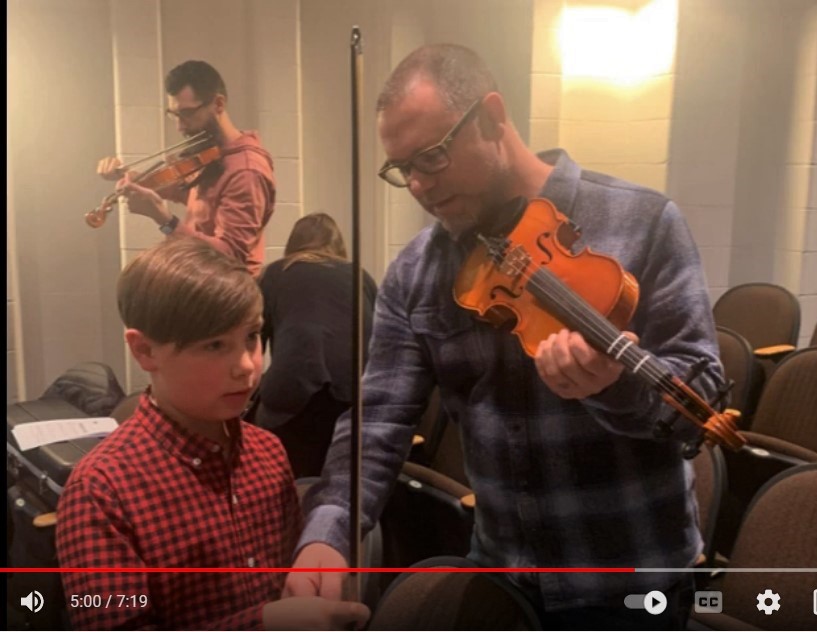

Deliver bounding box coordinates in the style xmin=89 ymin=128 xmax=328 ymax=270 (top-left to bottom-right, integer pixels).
xmin=133 ymin=390 xmax=243 ymax=469
xmin=536 ymin=148 xmax=580 ymax=216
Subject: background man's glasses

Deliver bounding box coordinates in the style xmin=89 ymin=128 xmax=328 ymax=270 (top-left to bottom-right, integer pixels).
xmin=378 ymin=98 xmax=482 ymax=188
xmin=165 ymin=102 xmax=209 ymax=122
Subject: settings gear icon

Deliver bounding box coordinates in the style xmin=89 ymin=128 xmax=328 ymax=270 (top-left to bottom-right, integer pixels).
xmin=756 ymin=589 xmax=781 ymax=615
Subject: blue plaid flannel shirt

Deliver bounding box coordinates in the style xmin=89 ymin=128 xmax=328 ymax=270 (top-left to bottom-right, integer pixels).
xmin=299 ymin=149 xmax=724 ymax=610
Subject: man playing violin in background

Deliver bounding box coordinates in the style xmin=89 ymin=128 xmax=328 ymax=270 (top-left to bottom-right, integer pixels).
xmin=98 ymin=60 xmax=275 ymax=278
xmin=285 ymin=44 xmax=725 ymax=629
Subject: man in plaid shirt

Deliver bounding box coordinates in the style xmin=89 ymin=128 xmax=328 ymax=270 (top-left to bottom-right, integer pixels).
xmin=285 ymin=44 xmax=722 ymax=629
xmin=56 ymin=238 xmax=369 ymax=630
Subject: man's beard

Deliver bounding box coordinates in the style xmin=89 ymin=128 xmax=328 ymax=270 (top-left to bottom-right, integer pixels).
xmin=189 ymin=115 xmax=222 ymax=145
xmin=438 ymin=211 xmax=479 ymax=238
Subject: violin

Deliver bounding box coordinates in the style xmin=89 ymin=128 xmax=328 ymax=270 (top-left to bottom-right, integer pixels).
xmin=453 ymin=197 xmax=746 ymax=454
xmin=85 ymin=132 xmax=221 ymax=228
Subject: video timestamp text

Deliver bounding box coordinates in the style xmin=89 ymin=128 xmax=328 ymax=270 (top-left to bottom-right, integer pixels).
xmin=70 ymin=594 xmax=149 ymax=609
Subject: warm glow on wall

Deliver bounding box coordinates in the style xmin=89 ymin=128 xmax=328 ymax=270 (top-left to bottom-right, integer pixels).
xmin=559 ymin=0 xmax=678 ymax=85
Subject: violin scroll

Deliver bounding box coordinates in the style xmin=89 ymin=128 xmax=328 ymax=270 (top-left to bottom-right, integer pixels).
xmin=85 ymin=195 xmax=118 ymax=228
xmin=703 ymin=408 xmax=743 ymax=450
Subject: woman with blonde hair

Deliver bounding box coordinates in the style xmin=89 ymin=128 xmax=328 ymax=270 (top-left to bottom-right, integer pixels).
xmin=256 ymin=212 xmax=377 ymax=477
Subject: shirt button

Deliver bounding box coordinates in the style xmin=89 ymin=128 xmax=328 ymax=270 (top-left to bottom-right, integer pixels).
xmin=232 ymin=494 xmax=238 ymax=505
xmin=191 ymin=458 xmax=202 ymax=467
xmin=248 ymin=557 xmax=256 ymax=567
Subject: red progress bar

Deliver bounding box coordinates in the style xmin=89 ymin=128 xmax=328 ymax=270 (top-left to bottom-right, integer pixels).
xmin=2 ymin=567 xmax=635 ymax=574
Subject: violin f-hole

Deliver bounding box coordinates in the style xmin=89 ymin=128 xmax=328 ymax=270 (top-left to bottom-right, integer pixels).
xmin=536 ymin=232 xmax=554 ymax=264
xmin=491 ymin=284 xmax=524 ymax=301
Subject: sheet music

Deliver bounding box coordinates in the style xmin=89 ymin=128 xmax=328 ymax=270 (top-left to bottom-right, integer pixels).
xmin=10 ymin=417 xmax=118 ymax=452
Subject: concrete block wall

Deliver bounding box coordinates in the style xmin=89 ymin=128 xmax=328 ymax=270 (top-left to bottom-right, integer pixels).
xmin=788 ymin=5 xmax=817 ymax=349
xmin=669 ymin=0 xmax=743 ymax=305
xmin=251 ymin=0 xmax=303 ymax=264
xmin=530 ymin=0 xmax=817 ymax=347
xmin=531 ymin=0 xmax=677 ymax=193
xmin=383 ymin=0 xmax=535 ymax=273
xmin=8 ymin=0 xmax=122 ymax=403
xmin=8 ymin=0 xmax=816 ymax=406
xmin=109 ymin=0 xmax=303 ymax=392
xmin=110 ymin=0 xmax=164 ymax=394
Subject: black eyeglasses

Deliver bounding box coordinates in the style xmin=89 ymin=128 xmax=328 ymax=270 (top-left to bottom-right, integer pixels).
xmin=378 ymin=98 xmax=482 ymax=188
xmin=165 ymin=102 xmax=209 ymax=122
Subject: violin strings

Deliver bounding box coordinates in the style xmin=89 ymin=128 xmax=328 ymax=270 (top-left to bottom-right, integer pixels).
xmin=528 ymin=267 xmax=710 ymax=422
xmin=491 ymin=241 xmax=710 ymax=421
xmin=529 ymin=267 xmax=692 ymax=403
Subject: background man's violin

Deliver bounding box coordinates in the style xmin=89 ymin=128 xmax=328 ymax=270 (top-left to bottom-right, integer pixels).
xmin=85 ymin=132 xmax=220 ymax=228
xmin=453 ymin=197 xmax=746 ymax=454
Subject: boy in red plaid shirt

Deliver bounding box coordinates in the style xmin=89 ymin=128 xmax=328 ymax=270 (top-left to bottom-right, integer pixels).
xmin=56 ymin=238 xmax=369 ymax=630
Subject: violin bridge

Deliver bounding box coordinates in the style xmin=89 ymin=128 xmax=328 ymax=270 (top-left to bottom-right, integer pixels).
xmin=497 ymin=244 xmax=530 ymax=280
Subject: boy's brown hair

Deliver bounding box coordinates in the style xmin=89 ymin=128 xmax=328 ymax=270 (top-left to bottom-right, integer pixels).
xmin=117 ymin=237 xmax=262 ymax=349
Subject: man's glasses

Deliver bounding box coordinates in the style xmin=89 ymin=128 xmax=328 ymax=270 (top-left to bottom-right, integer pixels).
xmin=165 ymin=101 xmax=209 ymax=122
xmin=378 ymin=98 xmax=482 ymax=188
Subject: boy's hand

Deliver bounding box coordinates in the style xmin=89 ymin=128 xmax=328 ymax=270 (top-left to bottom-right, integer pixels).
xmin=283 ymin=543 xmax=347 ymax=600
xmin=262 ymin=597 xmax=370 ymax=630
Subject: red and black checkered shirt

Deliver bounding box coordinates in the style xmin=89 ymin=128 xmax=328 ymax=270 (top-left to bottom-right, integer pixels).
xmin=56 ymin=392 xmax=302 ymax=630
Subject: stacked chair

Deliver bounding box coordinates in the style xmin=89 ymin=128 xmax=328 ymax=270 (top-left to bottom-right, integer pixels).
xmin=378 ymin=389 xmax=475 ymax=595
xmin=716 ymin=346 xmax=817 ymax=552
xmin=691 ymin=444 xmax=728 ymax=568
xmin=715 ymin=326 xmax=765 ymax=428
xmin=689 ymin=464 xmax=817 ymax=630
xmin=712 ymin=282 xmax=801 ymax=380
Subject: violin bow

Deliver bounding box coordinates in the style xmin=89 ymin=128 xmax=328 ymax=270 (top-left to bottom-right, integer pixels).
xmin=114 ymin=131 xmax=211 ymax=173
xmin=346 ymin=24 xmax=364 ymax=603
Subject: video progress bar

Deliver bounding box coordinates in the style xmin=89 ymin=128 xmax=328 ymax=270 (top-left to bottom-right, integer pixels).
xmin=636 ymin=568 xmax=817 ymax=573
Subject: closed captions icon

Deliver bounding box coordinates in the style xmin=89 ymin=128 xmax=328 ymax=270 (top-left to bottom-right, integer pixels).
xmin=21 ymin=590 xmax=45 ymax=613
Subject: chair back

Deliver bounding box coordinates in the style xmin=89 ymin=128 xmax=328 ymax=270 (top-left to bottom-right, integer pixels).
xmin=378 ymin=463 xmax=474 ymax=572
xmin=409 ymin=387 xmax=468 ymax=486
xmin=692 ymin=444 xmax=727 ymax=564
xmin=716 ymin=326 xmax=765 ymax=426
xmin=712 ymin=464 xmax=817 ymax=630
xmin=713 ymin=283 xmax=800 ymax=350
xmin=749 ymin=347 xmax=817 ymax=452
xmin=369 ymin=556 xmax=540 ymax=630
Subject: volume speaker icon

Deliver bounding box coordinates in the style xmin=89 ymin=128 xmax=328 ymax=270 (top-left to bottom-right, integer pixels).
xmin=20 ymin=590 xmax=44 ymax=613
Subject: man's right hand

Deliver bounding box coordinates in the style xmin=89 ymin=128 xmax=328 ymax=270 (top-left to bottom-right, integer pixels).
xmin=97 ymin=156 xmax=125 ymax=181
xmin=283 ymin=543 xmax=348 ymax=600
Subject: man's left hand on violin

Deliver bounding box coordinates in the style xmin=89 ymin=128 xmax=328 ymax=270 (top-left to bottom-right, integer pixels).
xmin=535 ymin=329 xmax=639 ymax=399
xmin=117 ymin=173 xmax=173 ymax=225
